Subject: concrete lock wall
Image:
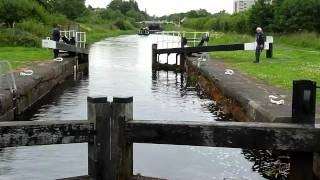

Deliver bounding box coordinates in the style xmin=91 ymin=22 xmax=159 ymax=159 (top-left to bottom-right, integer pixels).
xmin=185 ymin=56 xmax=320 ymax=178
xmin=184 ymin=56 xmax=302 ymax=123
xmin=0 ymin=57 xmax=81 ymax=122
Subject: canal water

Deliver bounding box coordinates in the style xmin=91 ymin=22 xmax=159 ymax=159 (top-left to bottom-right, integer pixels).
xmin=0 ymin=35 xmax=266 ymax=180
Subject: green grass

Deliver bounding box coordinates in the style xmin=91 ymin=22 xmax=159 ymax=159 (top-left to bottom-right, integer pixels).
xmin=0 ymin=47 xmax=52 ymax=69
xmin=0 ymin=24 xmax=137 ymax=70
xmin=276 ymin=32 xmax=320 ymax=50
xmin=208 ymin=32 xmax=320 ymax=99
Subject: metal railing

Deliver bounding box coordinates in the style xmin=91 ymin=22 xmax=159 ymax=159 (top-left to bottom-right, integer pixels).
xmin=59 ymin=30 xmax=86 ymax=48
xmin=182 ymin=31 xmax=210 ymax=47
xmin=154 ymin=31 xmax=182 ymax=49
xmin=0 ymin=61 xmax=17 ymax=94
xmin=154 ymin=31 xmax=211 ymax=48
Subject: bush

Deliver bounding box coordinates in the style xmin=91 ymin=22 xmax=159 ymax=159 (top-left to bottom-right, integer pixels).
xmin=114 ymin=20 xmax=135 ymax=30
xmin=45 ymin=13 xmax=70 ymax=27
xmin=16 ymin=19 xmax=50 ymax=38
xmin=0 ymin=0 xmax=48 ymax=28
xmin=0 ymin=29 xmax=41 ymax=47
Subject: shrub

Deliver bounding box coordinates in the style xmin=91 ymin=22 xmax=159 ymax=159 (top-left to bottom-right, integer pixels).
xmin=16 ymin=19 xmax=50 ymax=38
xmin=0 ymin=29 xmax=41 ymax=47
xmin=114 ymin=20 xmax=135 ymax=30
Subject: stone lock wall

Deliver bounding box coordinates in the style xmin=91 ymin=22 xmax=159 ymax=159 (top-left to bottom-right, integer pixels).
xmin=0 ymin=57 xmax=77 ymax=121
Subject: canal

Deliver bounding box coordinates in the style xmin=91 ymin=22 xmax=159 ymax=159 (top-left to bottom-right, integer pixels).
xmin=0 ymin=35 xmax=265 ymax=180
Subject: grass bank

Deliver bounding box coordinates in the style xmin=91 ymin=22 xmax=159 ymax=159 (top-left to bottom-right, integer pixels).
xmin=208 ymin=32 xmax=320 ymax=99
xmin=0 ymin=47 xmax=52 ymax=69
xmin=0 ymin=24 xmax=137 ymax=70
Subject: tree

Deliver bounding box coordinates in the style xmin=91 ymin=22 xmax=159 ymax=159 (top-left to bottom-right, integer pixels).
xmin=0 ymin=0 xmax=47 ymax=28
xmin=275 ymin=0 xmax=320 ymax=33
xmin=108 ymin=0 xmax=140 ymax=15
xmin=248 ymin=0 xmax=275 ymax=33
xmin=106 ymin=0 xmax=148 ymax=22
xmin=52 ymin=0 xmax=88 ymax=20
xmin=231 ymin=11 xmax=250 ymax=33
xmin=35 ymin=0 xmax=55 ymax=11
xmin=186 ymin=9 xmax=211 ymax=18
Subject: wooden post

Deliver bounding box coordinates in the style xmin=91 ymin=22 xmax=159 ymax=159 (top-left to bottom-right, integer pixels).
xmin=176 ymin=54 xmax=179 ymax=65
xmin=111 ymin=96 xmax=133 ymax=180
xmin=87 ymin=96 xmax=110 ymax=180
xmin=152 ymin=44 xmax=158 ymax=69
xmin=83 ymin=54 xmax=89 ymax=75
xmin=181 ymin=36 xmax=186 ymax=48
xmin=180 ymin=53 xmax=186 ymax=67
xmin=266 ymin=43 xmax=273 ymax=58
xmin=289 ymin=80 xmax=316 ymax=180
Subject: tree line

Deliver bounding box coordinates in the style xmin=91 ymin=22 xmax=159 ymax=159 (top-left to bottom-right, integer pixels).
xmin=0 ymin=0 xmax=148 ymax=29
xmin=160 ymin=0 xmax=320 ymax=34
xmin=0 ymin=0 xmax=148 ymax=46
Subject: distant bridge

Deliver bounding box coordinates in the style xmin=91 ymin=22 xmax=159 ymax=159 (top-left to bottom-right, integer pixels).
xmin=136 ymin=20 xmax=178 ymax=26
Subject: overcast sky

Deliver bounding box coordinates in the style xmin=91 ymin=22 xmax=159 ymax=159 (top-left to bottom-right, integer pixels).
xmin=85 ymin=0 xmax=234 ymax=16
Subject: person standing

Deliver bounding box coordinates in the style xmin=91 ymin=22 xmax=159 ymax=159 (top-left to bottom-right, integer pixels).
xmin=52 ymin=24 xmax=61 ymax=58
xmin=254 ymin=27 xmax=265 ymax=63
xmin=197 ymin=34 xmax=210 ymax=47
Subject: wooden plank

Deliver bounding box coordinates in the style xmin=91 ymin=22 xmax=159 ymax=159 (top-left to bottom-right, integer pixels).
xmin=130 ymin=175 xmax=166 ymax=180
xmin=56 ymin=42 xmax=89 ymax=54
xmin=155 ymin=44 xmax=244 ymax=54
xmin=57 ymin=175 xmax=91 ymax=180
xmin=0 ymin=120 xmax=92 ymax=148
xmin=125 ymin=120 xmax=320 ymax=152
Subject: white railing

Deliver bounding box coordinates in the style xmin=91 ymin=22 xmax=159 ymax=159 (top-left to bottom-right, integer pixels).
xmin=76 ymin=32 xmax=86 ymax=48
xmin=182 ymin=32 xmax=210 ymax=47
xmin=0 ymin=61 xmax=17 ymax=94
xmin=60 ymin=30 xmax=76 ymax=40
xmin=154 ymin=31 xmax=211 ymax=48
xmin=59 ymin=30 xmax=86 ymax=48
xmin=154 ymin=31 xmax=182 ymax=49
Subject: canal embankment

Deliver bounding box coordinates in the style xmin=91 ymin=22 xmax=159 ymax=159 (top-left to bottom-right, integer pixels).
xmin=186 ymin=54 xmax=320 ymax=178
xmin=0 ymin=56 xmax=78 ymax=121
xmin=186 ymin=56 xmax=295 ymax=122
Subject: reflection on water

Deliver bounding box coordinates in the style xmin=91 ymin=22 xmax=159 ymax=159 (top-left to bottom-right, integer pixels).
xmin=242 ymin=150 xmax=290 ymax=180
xmin=0 ymin=35 xmax=266 ymax=180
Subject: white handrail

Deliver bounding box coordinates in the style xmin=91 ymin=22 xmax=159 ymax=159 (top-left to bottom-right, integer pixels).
xmin=154 ymin=31 xmax=210 ymax=48
xmin=0 ymin=61 xmax=17 ymax=94
xmin=60 ymin=30 xmax=86 ymax=48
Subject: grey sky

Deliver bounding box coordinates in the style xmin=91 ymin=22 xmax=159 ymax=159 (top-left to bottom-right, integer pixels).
xmin=85 ymin=0 xmax=234 ymax=16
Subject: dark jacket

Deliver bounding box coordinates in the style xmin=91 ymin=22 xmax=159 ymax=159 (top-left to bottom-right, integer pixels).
xmin=256 ymin=31 xmax=265 ymax=46
xmin=52 ymin=28 xmax=60 ymax=42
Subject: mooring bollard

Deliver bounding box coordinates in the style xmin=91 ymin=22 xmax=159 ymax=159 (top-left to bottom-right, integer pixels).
xmin=152 ymin=44 xmax=158 ymax=68
xmin=289 ymin=80 xmax=317 ymax=180
xmin=111 ymin=97 xmax=133 ymax=180
xmin=266 ymin=43 xmax=273 ymax=58
xmin=87 ymin=96 xmax=110 ymax=179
